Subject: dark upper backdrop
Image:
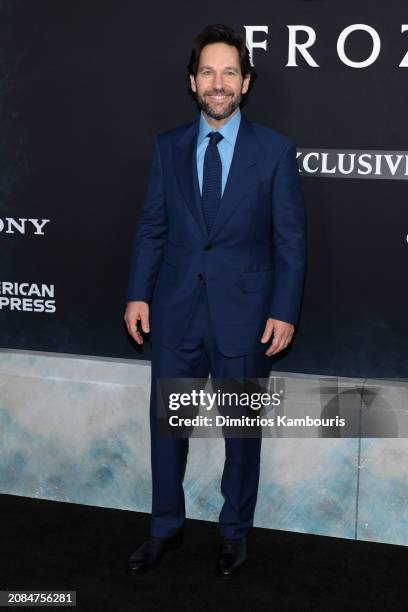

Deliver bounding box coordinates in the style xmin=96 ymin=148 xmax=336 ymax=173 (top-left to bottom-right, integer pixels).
xmin=1 ymin=0 xmax=407 ymax=378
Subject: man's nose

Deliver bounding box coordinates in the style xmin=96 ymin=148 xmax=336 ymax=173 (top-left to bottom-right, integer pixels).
xmin=212 ymin=72 xmax=224 ymax=90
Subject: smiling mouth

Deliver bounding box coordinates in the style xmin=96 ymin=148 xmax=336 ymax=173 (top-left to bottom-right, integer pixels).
xmin=207 ymin=94 xmax=231 ymax=101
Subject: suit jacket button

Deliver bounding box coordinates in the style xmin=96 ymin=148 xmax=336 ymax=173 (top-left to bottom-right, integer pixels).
xmin=197 ymin=273 xmax=204 ymax=281
xmin=204 ymin=244 xmax=212 ymax=251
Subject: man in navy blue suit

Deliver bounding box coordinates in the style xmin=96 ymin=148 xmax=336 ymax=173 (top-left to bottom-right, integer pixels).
xmin=124 ymin=24 xmax=306 ymax=578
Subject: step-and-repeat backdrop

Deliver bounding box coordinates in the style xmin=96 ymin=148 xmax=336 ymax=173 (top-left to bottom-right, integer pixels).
xmin=1 ymin=0 xmax=407 ymax=378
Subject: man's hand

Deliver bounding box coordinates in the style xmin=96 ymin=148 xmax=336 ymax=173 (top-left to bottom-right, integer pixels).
xmin=124 ymin=301 xmax=150 ymax=345
xmin=261 ymin=318 xmax=295 ymax=356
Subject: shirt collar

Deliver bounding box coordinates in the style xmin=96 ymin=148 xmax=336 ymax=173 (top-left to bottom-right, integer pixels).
xmin=197 ymin=108 xmax=241 ymax=147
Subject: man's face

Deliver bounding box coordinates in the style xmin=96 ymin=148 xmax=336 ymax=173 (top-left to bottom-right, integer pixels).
xmin=190 ymin=42 xmax=250 ymax=121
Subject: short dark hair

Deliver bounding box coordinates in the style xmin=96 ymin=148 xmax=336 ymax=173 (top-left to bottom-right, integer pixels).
xmin=186 ymin=24 xmax=257 ymax=108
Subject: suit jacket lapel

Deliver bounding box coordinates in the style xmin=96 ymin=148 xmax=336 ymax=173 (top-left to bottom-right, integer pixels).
xmin=208 ymin=113 xmax=259 ymax=241
xmin=172 ymin=112 xmax=260 ymax=240
xmin=173 ymin=118 xmax=208 ymax=236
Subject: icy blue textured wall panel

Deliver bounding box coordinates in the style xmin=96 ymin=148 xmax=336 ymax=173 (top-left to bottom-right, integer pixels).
xmin=0 ymin=349 xmax=406 ymax=545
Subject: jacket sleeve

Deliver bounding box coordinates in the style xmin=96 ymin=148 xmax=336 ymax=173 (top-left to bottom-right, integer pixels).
xmin=268 ymin=140 xmax=306 ymax=325
xmin=125 ymin=136 xmax=168 ymax=304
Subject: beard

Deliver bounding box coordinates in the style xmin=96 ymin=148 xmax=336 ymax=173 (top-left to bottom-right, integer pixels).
xmin=195 ymin=89 xmax=242 ymax=120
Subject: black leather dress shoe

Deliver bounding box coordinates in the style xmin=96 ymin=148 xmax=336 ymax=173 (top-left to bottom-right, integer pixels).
xmin=216 ymin=536 xmax=247 ymax=579
xmin=128 ymin=531 xmax=183 ymax=572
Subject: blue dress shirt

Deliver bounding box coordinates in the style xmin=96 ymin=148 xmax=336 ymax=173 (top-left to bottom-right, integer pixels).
xmin=196 ymin=109 xmax=241 ymax=197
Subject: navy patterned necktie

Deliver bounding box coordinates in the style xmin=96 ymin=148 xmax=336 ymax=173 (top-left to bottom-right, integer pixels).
xmin=202 ymin=131 xmax=224 ymax=233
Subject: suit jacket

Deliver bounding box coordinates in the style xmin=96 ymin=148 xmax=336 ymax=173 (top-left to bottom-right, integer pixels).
xmin=126 ymin=112 xmax=306 ymax=357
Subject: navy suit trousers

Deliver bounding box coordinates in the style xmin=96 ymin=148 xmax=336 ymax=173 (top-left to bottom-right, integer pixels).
xmin=149 ymin=283 xmax=272 ymax=539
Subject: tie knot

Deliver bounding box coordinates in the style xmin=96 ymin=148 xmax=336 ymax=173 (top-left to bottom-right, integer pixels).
xmin=207 ymin=131 xmax=223 ymax=146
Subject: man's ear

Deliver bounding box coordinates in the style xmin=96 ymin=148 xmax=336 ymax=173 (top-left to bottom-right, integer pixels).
xmin=242 ymin=74 xmax=250 ymax=94
xmin=190 ymin=74 xmax=197 ymax=93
